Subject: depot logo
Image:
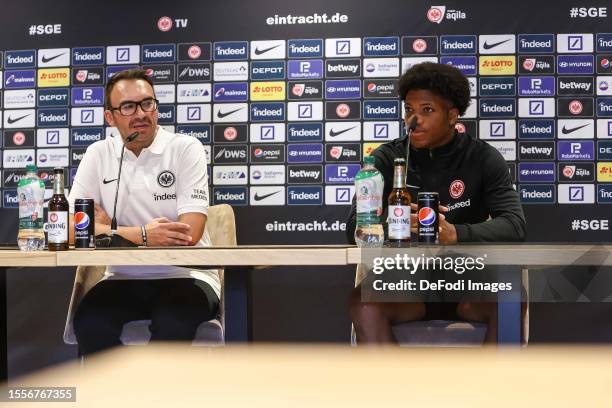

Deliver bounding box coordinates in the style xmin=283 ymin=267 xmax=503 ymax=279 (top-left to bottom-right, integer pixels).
xmin=250 ymin=81 xmax=285 ymax=101
xmin=479 ymin=56 xmax=516 ymax=75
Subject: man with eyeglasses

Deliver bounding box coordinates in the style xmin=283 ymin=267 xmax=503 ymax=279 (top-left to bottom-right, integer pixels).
xmin=67 ymin=69 xmax=219 ymax=355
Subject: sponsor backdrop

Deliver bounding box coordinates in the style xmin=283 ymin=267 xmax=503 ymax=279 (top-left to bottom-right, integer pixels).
xmin=3 ymin=2 xmax=612 ymax=374
xmin=1 ymin=0 xmax=612 ymax=244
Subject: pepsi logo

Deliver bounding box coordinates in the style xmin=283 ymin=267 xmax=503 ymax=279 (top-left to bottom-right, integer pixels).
xmin=157 ymin=16 xmax=173 ymax=32
xmin=49 ymin=213 xmax=58 ymax=223
xmin=418 ymin=207 xmax=436 ymax=226
xmin=412 ymin=39 xmax=427 ymax=53
xmin=601 ymin=58 xmax=610 ymax=69
xmin=188 ymin=45 xmax=201 ymax=59
xmin=145 ymin=68 xmax=154 ymax=76
xmin=254 ymin=148 xmax=263 ymax=157
xmin=74 ymin=211 xmax=90 ymax=230
xmin=39 ymin=172 xmax=50 ymax=181
xmin=393 ymin=207 xmax=404 ymax=217
xmin=336 ymin=103 xmax=351 ymax=118
xmin=367 ymin=83 xmax=376 ymax=92
xmin=449 ymin=179 xmax=465 ymax=199
xmin=569 ymin=100 xmax=583 ymax=115
xmin=224 ymin=127 xmax=237 ymax=141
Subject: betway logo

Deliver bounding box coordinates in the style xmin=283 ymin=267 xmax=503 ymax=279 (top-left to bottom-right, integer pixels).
xmin=559 ymin=81 xmax=592 ymax=91
xmin=328 ymin=64 xmax=358 ymax=73
xmin=289 ymin=169 xmax=320 ymax=178
xmin=521 ymin=146 xmax=552 ymax=155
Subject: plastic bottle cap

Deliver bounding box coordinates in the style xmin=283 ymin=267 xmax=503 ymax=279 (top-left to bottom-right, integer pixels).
xmin=25 ymin=164 xmax=37 ymax=172
xmin=364 ymin=156 xmax=375 ymax=165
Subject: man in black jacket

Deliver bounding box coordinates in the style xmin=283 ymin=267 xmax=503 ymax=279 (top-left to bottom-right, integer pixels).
xmin=348 ymin=62 xmax=526 ymax=344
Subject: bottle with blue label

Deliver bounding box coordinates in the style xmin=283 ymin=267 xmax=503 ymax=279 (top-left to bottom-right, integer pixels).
xmin=17 ymin=165 xmax=45 ymax=251
xmin=354 ymin=156 xmax=385 ymax=247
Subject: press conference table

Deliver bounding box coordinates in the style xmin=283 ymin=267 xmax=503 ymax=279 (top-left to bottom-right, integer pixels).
xmin=1 ymin=244 xmax=612 ymax=381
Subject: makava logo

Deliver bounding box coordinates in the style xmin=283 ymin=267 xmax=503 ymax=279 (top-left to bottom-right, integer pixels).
xmin=250 ymin=103 xmax=285 ymax=121
xmin=288 ymin=81 xmax=323 ymax=100
xmin=401 ymin=36 xmax=438 ymax=55
xmin=213 ymin=187 xmax=248 ymax=205
xmin=518 ymin=56 xmax=555 ymax=74
xmin=519 ymin=141 xmax=555 ymax=160
xmin=363 ymin=37 xmax=399 ymax=56
xmin=557 ymin=77 xmax=593 ymax=95
xmin=71 ymin=67 xmax=104 ymax=86
xmin=558 ymin=55 xmax=594 ymax=75
xmin=287 ymin=39 xmax=323 ymax=58
xmin=479 ymin=98 xmax=516 ymax=117
xmin=439 ymin=35 xmax=477 ymax=54
xmin=518 ymin=120 xmax=555 ymax=139
xmin=213 ymin=82 xmax=248 ymax=102
xmin=363 ymin=100 xmax=399 ymax=119
xmin=71 ymin=128 xmax=103 ymax=146
xmin=72 ymin=47 xmax=105 ymax=65
xmin=325 ymin=164 xmax=360 ymax=184
xmin=213 ymin=145 xmax=248 ymax=163
xmin=287 ymin=165 xmax=323 ymax=183
xmin=518 ymin=162 xmax=555 ymax=182
xmin=213 ymin=41 xmax=248 ymax=60
xmin=142 ymin=44 xmax=175 ymax=63
xmin=250 ymin=145 xmax=285 ymax=163
xmin=363 ymin=79 xmax=397 ymax=98
xmin=37 ymin=88 xmax=69 ymax=107
xmin=37 ymin=108 xmax=69 ymax=127
xmin=518 ymin=34 xmax=555 ymax=53
xmin=325 ymin=59 xmax=361 ymax=78
xmin=177 ymin=125 xmax=211 ymax=143
xmin=177 ymin=63 xmax=211 ymax=82
xmin=4 ymin=70 xmax=36 ymax=89
xmin=558 ymin=141 xmax=594 ymax=160
xmin=598 ymin=141 xmax=612 ymax=160
xmin=5 ymin=50 xmax=36 ymax=68
xmin=287 ymin=186 xmax=323 ymax=205
xmin=440 ymin=56 xmax=477 ymax=75
xmin=71 ymin=87 xmax=104 ymax=106
xmin=287 ymin=123 xmax=323 ymax=142
xmin=250 ymin=61 xmax=285 ymax=80
xmin=287 ymin=143 xmax=323 ymax=163
xmin=479 ymin=77 xmax=516 ymax=96
xmin=597 ymin=98 xmax=612 ymax=117
xmin=557 ymin=162 xmax=594 ymax=182
xmin=519 ymin=184 xmax=555 ymax=204
xmin=287 ymin=59 xmax=324 ymax=79
xmin=518 ymin=76 xmax=555 ymax=96
xmin=325 ymin=80 xmax=361 ymax=99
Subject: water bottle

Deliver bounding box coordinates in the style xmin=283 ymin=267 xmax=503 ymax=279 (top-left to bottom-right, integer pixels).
xmin=17 ymin=165 xmax=45 ymax=251
xmin=354 ymin=156 xmax=385 ymax=247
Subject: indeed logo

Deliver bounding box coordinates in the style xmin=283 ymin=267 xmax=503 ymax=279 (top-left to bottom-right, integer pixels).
xmin=363 ymin=101 xmax=399 ymax=119
xmin=363 ymin=37 xmax=399 ymax=56
xmin=287 ymin=123 xmax=323 ymax=142
xmin=287 ymin=186 xmax=323 ymax=205
xmin=250 ymin=103 xmax=285 ymax=121
xmin=38 ymin=110 xmax=68 ymax=123
xmin=440 ymin=36 xmax=477 ymax=54
xmin=72 ymin=47 xmax=104 ymax=65
xmin=519 ymin=185 xmax=555 ymax=203
xmin=5 ymin=51 xmax=36 ymax=68
xmin=479 ymin=99 xmax=515 ymax=116
xmin=288 ymin=39 xmax=323 ymax=58
xmin=518 ymin=34 xmax=554 ymax=53
xmin=142 ymin=44 xmax=175 ymax=62
xmin=518 ymin=120 xmax=555 ymax=139
xmin=214 ymin=41 xmax=248 ymax=60
xmin=214 ymin=187 xmax=247 ymax=205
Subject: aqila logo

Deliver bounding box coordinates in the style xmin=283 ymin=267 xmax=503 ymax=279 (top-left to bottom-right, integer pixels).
xmin=427 ymin=5 xmax=466 ymax=23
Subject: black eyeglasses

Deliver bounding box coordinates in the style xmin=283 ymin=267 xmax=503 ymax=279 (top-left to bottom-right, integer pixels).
xmin=110 ymin=98 xmax=159 ymax=116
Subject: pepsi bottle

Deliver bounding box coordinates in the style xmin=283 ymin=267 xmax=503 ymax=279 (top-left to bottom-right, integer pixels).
xmin=387 ymin=158 xmax=411 ymax=247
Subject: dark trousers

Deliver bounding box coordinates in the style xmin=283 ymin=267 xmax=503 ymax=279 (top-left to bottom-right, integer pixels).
xmin=73 ymin=278 xmax=219 ymax=356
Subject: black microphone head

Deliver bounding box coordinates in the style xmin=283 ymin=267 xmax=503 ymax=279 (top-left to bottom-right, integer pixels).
xmin=408 ymin=116 xmax=417 ymax=132
xmin=126 ymin=131 xmax=139 ymax=142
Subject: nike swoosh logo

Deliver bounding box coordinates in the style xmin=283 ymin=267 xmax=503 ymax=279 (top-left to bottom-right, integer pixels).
xmin=562 ymin=124 xmax=589 ymax=134
xmin=254 ymin=44 xmax=281 ymax=55
xmin=7 ymin=114 xmax=30 ymax=124
xmin=217 ymin=108 xmax=243 ymax=118
xmin=329 ymin=126 xmax=357 ymax=137
xmin=103 ymin=178 xmax=117 ymax=184
xmin=254 ymin=191 xmax=281 ymax=201
xmin=41 ymin=53 xmax=66 ymax=63
xmin=483 ymin=39 xmax=511 ymax=50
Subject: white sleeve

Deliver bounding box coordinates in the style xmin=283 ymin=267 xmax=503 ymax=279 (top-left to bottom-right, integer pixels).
xmin=176 ymin=140 xmax=209 ymax=215
xmin=67 ymin=144 xmax=101 ymax=214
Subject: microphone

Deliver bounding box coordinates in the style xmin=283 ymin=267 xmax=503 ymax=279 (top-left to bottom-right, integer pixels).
xmin=405 ymin=116 xmax=417 ymax=170
xmin=110 ymin=131 xmax=139 ymax=236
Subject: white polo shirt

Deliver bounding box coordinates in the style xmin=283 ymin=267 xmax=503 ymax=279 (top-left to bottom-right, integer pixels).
xmin=68 ymin=126 xmax=220 ymax=298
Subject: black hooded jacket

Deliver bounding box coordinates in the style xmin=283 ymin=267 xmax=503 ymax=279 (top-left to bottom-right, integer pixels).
xmin=346 ymin=132 xmax=526 ymax=244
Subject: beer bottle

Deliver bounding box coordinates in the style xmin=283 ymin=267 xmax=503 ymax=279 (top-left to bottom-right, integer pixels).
xmin=387 ymin=158 xmax=411 ymax=247
xmin=47 ymin=167 xmax=69 ymax=251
